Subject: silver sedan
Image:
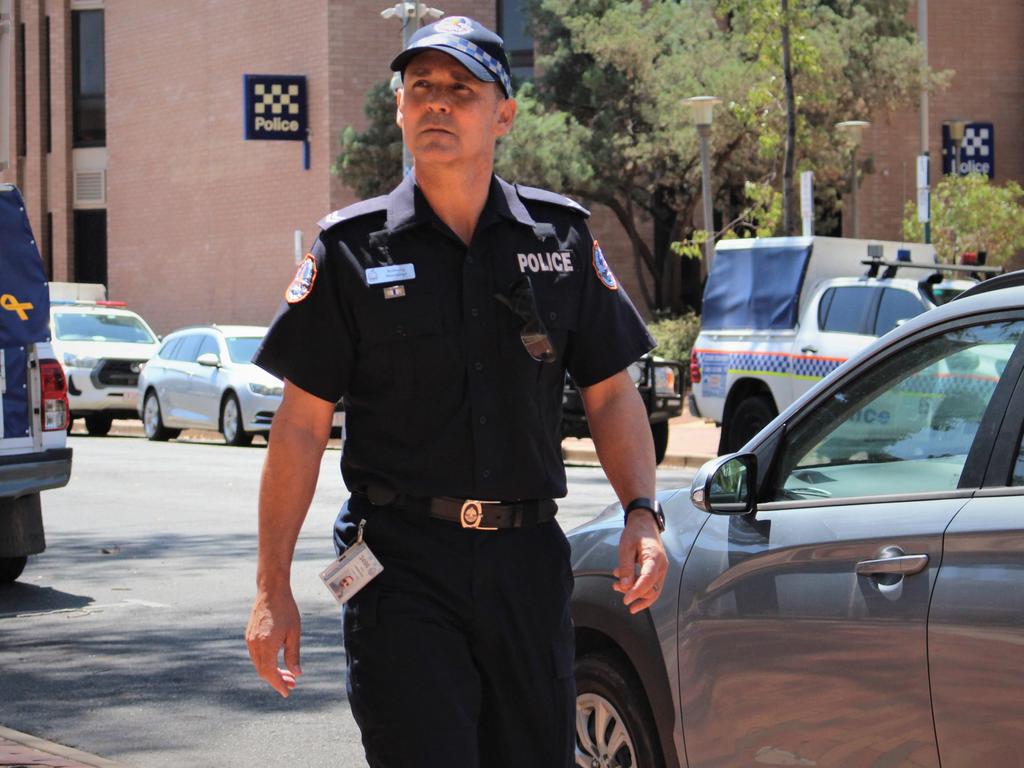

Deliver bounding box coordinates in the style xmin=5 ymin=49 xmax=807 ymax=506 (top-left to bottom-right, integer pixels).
xmin=569 ymin=272 xmax=1024 ymax=768
xmin=137 ymin=325 xmax=281 ymax=445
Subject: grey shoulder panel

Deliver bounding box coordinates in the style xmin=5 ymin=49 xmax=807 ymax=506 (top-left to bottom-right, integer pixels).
xmin=514 ymin=184 xmax=590 ymax=218
xmin=317 ymin=195 xmax=389 ymax=231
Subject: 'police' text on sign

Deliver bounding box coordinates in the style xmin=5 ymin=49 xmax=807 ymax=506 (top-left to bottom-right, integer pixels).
xmin=244 ymin=75 xmax=307 ymax=141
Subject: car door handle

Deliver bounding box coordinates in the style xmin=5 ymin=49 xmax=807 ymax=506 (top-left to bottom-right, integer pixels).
xmin=800 ymin=345 xmax=818 ymax=355
xmin=856 ymin=548 xmax=929 ymax=577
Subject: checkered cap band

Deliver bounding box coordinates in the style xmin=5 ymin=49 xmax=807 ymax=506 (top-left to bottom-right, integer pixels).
xmin=411 ymin=33 xmax=512 ymax=97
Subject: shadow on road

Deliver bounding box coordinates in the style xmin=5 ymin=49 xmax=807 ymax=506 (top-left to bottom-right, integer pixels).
xmin=0 ymin=582 xmax=95 ymax=616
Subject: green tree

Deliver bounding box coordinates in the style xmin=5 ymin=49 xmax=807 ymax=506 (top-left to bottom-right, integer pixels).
xmin=902 ymin=174 xmax=1024 ymax=266
xmin=332 ymin=81 xmax=403 ymax=199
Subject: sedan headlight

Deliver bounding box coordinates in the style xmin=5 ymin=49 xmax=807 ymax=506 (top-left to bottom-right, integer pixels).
xmin=63 ymin=352 xmax=99 ymax=369
xmin=249 ymin=382 xmax=284 ymax=397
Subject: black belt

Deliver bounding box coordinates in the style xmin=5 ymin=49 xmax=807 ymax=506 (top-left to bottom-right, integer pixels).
xmin=357 ymin=487 xmax=557 ymax=530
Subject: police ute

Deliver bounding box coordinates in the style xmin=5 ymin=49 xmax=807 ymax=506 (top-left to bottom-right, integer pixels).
xmin=0 ymin=184 xmax=73 ymax=583
xmin=689 ymin=236 xmax=1001 ymax=454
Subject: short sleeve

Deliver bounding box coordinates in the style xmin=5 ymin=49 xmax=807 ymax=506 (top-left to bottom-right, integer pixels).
xmin=564 ymin=227 xmax=656 ymax=387
xmin=254 ymin=236 xmax=354 ymax=403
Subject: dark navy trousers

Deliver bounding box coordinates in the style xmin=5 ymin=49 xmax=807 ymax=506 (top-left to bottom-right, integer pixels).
xmin=335 ymin=496 xmax=576 ymax=768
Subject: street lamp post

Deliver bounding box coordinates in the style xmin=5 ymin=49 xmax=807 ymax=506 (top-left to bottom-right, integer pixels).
xmin=945 ymin=119 xmax=967 ymax=176
xmin=683 ymin=96 xmax=721 ymax=273
xmin=381 ymin=3 xmax=445 ymax=174
xmin=835 ymin=120 xmax=870 ymax=238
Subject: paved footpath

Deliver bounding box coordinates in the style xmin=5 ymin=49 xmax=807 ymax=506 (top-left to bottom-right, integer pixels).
xmin=0 ymin=728 xmax=126 ymax=768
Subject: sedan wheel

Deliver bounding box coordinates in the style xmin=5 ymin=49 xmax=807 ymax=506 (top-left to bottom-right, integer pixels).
xmin=143 ymin=391 xmax=180 ymax=441
xmin=575 ymin=653 xmax=662 ymax=768
xmin=221 ymin=394 xmax=252 ymax=447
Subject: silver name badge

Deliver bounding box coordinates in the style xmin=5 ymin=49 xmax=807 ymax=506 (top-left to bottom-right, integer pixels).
xmin=319 ymin=520 xmax=383 ymax=604
xmin=366 ymin=263 xmax=416 ymax=285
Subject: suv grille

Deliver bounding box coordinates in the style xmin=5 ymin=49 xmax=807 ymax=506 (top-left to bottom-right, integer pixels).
xmin=94 ymin=359 xmax=145 ymax=388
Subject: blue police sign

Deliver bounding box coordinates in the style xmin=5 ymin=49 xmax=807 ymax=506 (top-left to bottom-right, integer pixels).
xmin=244 ymin=75 xmax=307 ymax=141
xmin=942 ymin=122 xmax=995 ymax=178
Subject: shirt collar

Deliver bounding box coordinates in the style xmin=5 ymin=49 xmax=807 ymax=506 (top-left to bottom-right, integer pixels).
xmin=384 ymin=171 xmax=538 ymax=234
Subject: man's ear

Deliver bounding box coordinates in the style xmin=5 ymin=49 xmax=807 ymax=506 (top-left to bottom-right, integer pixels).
xmin=495 ymin=97 xmax=517 ymax=137
xmin=395 ymin=87 xmax=405 ymax=129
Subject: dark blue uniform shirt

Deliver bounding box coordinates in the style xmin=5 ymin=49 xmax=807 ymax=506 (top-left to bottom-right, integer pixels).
xmin=255 ymin=173 xmax=654 ymax=501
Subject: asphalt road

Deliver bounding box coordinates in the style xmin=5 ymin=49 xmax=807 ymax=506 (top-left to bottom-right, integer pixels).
xmin=0 ymin=434 xmax=694 ymax=767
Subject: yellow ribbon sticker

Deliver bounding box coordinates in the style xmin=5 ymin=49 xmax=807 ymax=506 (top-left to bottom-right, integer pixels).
xmin=1 ymin=294 xmax=34 ymax=321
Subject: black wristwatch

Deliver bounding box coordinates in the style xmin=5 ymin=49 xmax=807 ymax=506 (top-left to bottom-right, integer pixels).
xmin=624 ymin=497 xmax=665 ymax=532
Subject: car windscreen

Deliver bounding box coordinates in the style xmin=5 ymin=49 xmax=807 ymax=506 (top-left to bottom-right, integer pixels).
xmin=226 ymin=336 xmax=263 ymax=364
xmin=53 ymin=312 xmax=157 ymax=343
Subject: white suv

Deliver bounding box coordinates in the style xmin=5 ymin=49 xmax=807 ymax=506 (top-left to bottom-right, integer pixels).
xmin=49 ymin=295 xmax=161 ymax=436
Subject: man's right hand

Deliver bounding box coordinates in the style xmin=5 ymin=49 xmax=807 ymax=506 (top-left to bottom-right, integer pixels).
xmin=246 ymin=587 xmax=303 ymax=697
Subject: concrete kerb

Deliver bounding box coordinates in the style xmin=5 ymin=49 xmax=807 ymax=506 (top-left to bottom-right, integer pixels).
xmin=0 ymin=726 xmax=130 ymax=768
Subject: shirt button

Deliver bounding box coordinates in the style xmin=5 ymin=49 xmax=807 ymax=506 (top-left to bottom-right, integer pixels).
xmin=474 ymin=361 xmax=483 ymax=371
xmin=482 ymin=469 xmax=491 ymax=479
xmin=466 ymin=255 xmax=475 ymax=265
xmin=479 ymin=416 xmax=487 ymax=425
xmin=549 ymin=312 xmax=557 ymax=321
xmin=470 ymin=307 xmax=479 ymax=317
xmin=395 ymin=324 xmax=404 ymax=335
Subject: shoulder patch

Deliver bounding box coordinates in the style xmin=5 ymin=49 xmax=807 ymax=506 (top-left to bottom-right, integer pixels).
xmin=592 ymin=240 xmax=618 ymax=290
xmin=317 ymin=195 xmax=389 ymax=231
xmin=286 ymin=253 xmax=318 ymax=304
xmin=514 ymin=184 xmax=590 ymax=218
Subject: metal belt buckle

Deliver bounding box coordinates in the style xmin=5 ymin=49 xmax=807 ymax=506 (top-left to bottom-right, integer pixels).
xmin=460 ymin=500 xmax=499 ymax=530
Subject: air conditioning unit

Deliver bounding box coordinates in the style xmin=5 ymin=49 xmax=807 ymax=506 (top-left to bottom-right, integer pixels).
xmin=72 ymin=147 xmax=107 ymax=209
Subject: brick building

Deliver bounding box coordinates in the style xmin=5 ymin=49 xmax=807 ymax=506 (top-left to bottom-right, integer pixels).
xmin=2 ymin=1 xmax=1021 ymax=332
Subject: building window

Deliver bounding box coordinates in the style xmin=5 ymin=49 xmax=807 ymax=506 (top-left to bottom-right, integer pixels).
xmin=497 ymin=0 xmax=535 ymax=85
xmin=72 ymin=9 xmax=105 ymax=147
xmin=73 ymin=209 xmax=107 ymax=285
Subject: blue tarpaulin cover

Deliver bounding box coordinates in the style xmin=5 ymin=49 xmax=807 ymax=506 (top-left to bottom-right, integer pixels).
xmin=1 ymin=185 xmax=50 ymax=439
xmin=0 ymin=185 xmax=50 ymax=346
xmin=701 ymin=243 xmax=812 ymax=330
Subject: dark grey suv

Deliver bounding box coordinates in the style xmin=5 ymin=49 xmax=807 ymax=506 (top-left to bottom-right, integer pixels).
xmin=569 ymin=272 xmax=1024 ymax=768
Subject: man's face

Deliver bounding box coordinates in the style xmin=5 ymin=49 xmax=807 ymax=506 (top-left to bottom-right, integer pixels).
xmin=396 ymin=50 xmax=516 ymax=167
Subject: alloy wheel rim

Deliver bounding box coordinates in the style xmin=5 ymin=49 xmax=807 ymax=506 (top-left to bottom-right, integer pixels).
xmin=576 ymin=692 xmax=637 ymax=768
xmin=144 ymin=396 xmax=159 ymax=437
xmin=224 ymin=399 xmax=238 ymax=442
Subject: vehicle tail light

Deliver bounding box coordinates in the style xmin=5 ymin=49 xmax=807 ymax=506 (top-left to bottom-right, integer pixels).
xmin=961 ymin=251 xmax=978 ymax=265
xmin=689 ymin=350 xmax=701 ymax=385
xmin=39 ymin=359 xmax=69 ymax=431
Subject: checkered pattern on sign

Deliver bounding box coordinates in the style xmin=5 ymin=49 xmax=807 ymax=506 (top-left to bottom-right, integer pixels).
xmin=412 ymin=33 xmax=513 ymax=96
xmin=253 ymin=83 xmax=300 ymax=116
xmin=963 ymin=126 xmax=991 ymax=158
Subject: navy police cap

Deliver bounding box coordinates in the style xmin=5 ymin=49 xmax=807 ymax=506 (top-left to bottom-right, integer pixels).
xmin=390 ymin=16 xmax=513 ymax=98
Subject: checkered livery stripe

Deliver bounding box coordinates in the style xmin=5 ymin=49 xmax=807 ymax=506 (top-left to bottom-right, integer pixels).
xmin=411 ymin=33 xmax=513 ymax=96
xmin=899 ymin=371 xmax=1000 ymax=399
xmin=694 ymin=348 xmax=845 ymax=382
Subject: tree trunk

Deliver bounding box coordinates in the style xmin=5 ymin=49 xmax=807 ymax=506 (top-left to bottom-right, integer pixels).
xmin=781 ymin=0 xmax=797 ymax=235
xmin=605 ymin=197 xmax=657 ymax=311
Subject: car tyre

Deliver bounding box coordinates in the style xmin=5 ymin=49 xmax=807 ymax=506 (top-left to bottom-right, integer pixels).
xmin=221 ymin=393 xmax=252 ymax=447
xmin=84 ymin=414 xmax=113 ymax=437
xmin=0 ymin=555 xmax=28 ymax=583
xmin=722 ymin=394 xmax=777 ymax=454
xmin=575 ymin=652 xmax=663 ymax=768
xmin=651 ymin=420 xmax=669 ymax=465
xmin=143 ymin=391 xmax=180 ymax=441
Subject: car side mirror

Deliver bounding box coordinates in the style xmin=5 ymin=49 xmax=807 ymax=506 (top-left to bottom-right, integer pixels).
xmin=197 ymin=352 xmax=221 ymax=368
xmin=690 ymin=453 xmax=757 ymax=515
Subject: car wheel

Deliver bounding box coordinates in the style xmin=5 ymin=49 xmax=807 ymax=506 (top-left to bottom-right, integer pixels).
xmin=651 ymin=421 xmax=669 ymax=465
xmin=143 ymin=391 xmax=180 ymax=441
xmin=0 ymin=556 xmax=28 ymax=583
xmin=221 ymin=394 xmax=252 ymax=447
xmin=722 ymin=394 xmax=777 ymax=454
xmin=575 ymin=652 xmax=663 ymax=768
xmin=84 ymin=414 xmax=113 ymax=437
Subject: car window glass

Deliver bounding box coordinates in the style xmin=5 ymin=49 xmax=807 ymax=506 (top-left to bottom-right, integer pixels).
xmin=196 ymin=335 xmax=219 ymax=359
xmin=821 ymin=287 xmax=876 ymax=334
xmin=226 ymin=336 xmax=262 ymax=364
xmin=1014 ymin=427 xmax=1024 ymax=486
xmin=172 ymin=335 xmax=202 ymax=362
xmin=772 ymin=319 xmax=1024 ymax=501
xmin=874 ymin=288 xmax=926 ymax=336
xmin=158 ymin=337 xmax=181 ymax=359
xmin=817 ymin=288 xmax=835 ymax=330
xmin=53 ymin=312 xmax=156 ymax=343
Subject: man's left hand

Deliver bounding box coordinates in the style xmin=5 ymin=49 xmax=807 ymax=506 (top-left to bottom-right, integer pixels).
xmin=613 ymin=511 xmax=668 ymax=614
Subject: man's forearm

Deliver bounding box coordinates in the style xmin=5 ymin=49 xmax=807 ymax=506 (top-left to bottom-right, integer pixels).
xmin=256 ymin=416 xmax=330 ymax=591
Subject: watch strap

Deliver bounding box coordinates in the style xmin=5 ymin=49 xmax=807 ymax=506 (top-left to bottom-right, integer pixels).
xmin=624 ymin=497 xmax=665 ymax=532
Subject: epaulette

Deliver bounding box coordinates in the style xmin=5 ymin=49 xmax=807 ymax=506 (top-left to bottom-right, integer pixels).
xmin=514 ymin=184 xmax=590 ymax=218
xmin=317 ymin=195 xmax=389 ymax=231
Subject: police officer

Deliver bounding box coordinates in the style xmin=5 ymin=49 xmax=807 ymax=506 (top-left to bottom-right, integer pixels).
xmin=245 ymin=16 xmax=668 ymax=767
